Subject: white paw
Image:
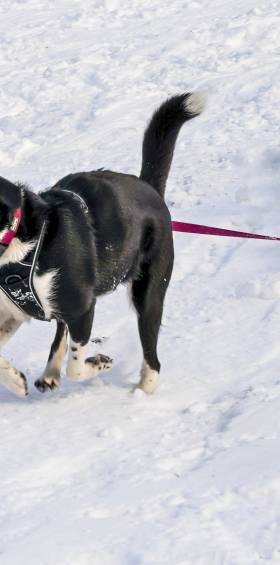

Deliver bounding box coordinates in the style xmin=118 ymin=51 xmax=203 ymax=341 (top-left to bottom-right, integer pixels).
xmin=34 ymin=375 xmax=60 ymax=393
xmin=8 ymin=371 xmax=28 ymax=398
xmin=85 ymin=354 xmax=113 ymax=376
xmin=137 ymin=365 xmax=159 ymax=394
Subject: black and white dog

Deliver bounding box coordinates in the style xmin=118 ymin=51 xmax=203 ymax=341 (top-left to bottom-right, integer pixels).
xmin=0 ymin=92 xmax=204 ymax=397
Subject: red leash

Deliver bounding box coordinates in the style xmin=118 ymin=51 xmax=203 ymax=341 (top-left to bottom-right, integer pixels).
xmin=171 ymin=221 xmax=280 ymax=242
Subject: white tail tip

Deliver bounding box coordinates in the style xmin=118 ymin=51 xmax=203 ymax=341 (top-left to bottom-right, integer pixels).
xmin=184 ymin=91 xmax=207 ymax=116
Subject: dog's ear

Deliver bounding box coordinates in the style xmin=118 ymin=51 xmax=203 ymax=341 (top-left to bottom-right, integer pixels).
xmin=0 ymin=176 xmax=22 ymax=209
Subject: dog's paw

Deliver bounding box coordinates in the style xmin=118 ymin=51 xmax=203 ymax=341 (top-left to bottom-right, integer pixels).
xmin=15 ymin=372 xmax=28 ymax=397
xmin=85 ymin=354 xmax=113 ymax=374
xmin=137 ymin=366 xmax=160 ymax=394
xmin=34 ymin=375 xmax=60 ymax=393
xmin=5 ymin=371 xmax=28 ymax=398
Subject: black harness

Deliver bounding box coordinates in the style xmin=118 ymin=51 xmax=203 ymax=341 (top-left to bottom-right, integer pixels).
xmin=0 ymin=222 xmax=48 ymax=321
xmin=0 ymin=190 xmax=89 ymax=322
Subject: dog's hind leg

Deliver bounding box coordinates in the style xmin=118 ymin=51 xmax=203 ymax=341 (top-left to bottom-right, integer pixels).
xmin=35 ymin=320 xmax=68 ymax=392
xmin=132 ymin=256 xmax=173 ymax=394
xmin=0 ymin=318 xmax=28 ymax=397
xmin=66 ymin=303 xmax=113 ymax=382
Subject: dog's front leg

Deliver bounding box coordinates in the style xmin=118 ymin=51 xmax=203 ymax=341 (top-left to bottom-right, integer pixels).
xmin=0 ymin=318 xmax=27 ymax=397
xmin=67 ymin=342 xmax=112 ymax=381
xmin=35 ymin=321 xmax=68 ymax=392
xmin=66 ymin=305 xmax=112 ymax=382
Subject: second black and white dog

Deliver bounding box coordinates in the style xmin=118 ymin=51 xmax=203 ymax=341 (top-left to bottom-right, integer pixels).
xmin=0 ymin=92 xmax=204 ymax=397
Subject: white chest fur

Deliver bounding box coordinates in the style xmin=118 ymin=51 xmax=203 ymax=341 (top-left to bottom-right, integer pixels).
xmin=33 ymin=270 xmax=58 ymax=320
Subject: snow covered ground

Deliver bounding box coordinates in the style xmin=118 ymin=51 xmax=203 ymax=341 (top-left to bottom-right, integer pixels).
xmin=1 ymin=0 xmax=280 ymax=563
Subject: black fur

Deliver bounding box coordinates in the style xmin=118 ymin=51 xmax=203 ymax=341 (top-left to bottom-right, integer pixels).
xmin=0 ymin=176 xmax=22 ymax=209
xmin=0 ymin=92 xmax=204 ymax=393
xmin=140 ymin=93 xmax=202 ymax=196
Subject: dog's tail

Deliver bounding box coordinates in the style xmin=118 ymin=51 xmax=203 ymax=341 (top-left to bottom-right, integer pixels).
xmin=139 ymin=92 xmax=205 ymax=198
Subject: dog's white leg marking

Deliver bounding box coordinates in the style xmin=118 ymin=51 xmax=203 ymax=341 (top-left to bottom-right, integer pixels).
xmin=0 ymin=318 xmax=27 ymax=397
xmin=66 ymin=340 xmax=87 ymax=381
xmin=43 ymin=331 xmax=67 ymax=386
xmin=66 ymin=338 xmax=113 ymax=381
xmin=137 ymin=360 xmax=160 ymax=394
xmin=35 ymin=327 xmax=68 ymax=392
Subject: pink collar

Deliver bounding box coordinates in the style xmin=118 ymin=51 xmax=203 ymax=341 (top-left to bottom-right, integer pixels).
xmin=0 ymin=208 xmax=22 ymax=246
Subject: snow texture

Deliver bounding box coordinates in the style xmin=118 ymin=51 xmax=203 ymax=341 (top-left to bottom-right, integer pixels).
xmin=1 ymin=1 xmax=280 ymax=563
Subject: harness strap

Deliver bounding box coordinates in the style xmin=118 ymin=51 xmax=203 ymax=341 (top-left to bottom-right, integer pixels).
xmin=29 ymin=221 xmax=47 ymax=314
xmin=60 ymin=189 xmax=89 ymax=214
xmin=0 ymin=222 xmax=48 ymax=321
